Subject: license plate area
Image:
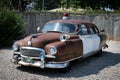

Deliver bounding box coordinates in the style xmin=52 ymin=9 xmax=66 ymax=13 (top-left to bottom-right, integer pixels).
xmin=23 ymin=57 xmax=32 ymax=63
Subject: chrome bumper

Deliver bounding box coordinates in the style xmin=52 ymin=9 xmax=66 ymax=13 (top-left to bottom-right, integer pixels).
xmin=11 ymin=52 xmax=69 ymax=69
xmin=11 ymin=53 xmax=69 ymax=69
xmin=18 ymin=61 xmax=69 ymax=69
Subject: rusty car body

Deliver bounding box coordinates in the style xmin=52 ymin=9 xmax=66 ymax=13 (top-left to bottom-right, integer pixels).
xmin=11 ymin=19 xmax=108 ymax=71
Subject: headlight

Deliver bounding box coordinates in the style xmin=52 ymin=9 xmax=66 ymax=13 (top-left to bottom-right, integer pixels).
xmin=12 ymin=43 xmax=19 ymax=51
xmin=49 ymin=46 xmax=57 ymax=55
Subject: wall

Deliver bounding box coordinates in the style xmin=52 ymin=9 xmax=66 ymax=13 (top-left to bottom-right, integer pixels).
xmin=21 ymin=12 xmax=120 ymax=40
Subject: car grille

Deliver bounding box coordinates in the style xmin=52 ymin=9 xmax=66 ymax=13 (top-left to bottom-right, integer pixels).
xmin=20 ymin=47 xmax=44 ymax=57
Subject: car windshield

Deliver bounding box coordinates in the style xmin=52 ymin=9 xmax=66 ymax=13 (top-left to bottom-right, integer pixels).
xmin=42 ymin=22 xmax=76 ymax=34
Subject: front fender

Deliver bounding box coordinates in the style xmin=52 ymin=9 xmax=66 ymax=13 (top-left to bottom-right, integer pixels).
xmin=45 ymin=39 xmax=83 ymax=62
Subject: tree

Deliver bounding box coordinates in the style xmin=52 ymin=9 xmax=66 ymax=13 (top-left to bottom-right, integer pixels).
xmin=0 ymin=0 xmax=10 ymax=9
xmin=0 ymin=0 xmax=31 ymax=12
xmin=0 ymin=9 xmax=24 ymax=47
xmin=108 ymin=0 xmax=120 ymax=10
xmin=35 ymin=0 xmax=60 ymax=10
xmin=60 ymin=0 xmax=80 ymax=9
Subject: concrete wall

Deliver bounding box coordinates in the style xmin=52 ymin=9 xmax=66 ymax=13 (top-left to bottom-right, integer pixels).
xmin=21 ymin=12 xmax=120 ymax=40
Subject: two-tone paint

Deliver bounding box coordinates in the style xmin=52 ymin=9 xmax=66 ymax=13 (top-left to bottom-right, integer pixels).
xmin=11 ymin=19 xmax=108 ymax=69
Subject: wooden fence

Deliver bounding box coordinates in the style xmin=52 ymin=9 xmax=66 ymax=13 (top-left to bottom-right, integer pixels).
xmin=21 ymin=12 xmax=120 ymax=40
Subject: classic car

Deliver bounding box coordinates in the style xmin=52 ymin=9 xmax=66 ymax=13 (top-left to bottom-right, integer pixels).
xmin=11 ymin=18 xmax=108 ymax=72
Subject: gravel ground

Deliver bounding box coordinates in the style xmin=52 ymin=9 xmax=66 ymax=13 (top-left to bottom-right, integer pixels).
xmin=0 ymin=40 xmax=120 ymax=80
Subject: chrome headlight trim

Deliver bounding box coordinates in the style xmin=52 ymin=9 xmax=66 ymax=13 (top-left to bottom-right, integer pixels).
xmin=12 ymin=43 xmax=19 ymax=51
xmin=48 ymin=46 xmax=57 ymax=55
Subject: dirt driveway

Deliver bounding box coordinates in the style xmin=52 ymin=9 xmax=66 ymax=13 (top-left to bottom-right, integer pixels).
xmin=0 ymin=41 xmax=120 ymax=80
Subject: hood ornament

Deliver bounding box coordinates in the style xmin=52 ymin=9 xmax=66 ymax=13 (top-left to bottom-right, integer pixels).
xmin=27 ymin=40 xmax=32 ymax=46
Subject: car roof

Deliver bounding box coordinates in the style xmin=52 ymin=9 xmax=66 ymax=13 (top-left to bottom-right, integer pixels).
xmin=46 ymin=19 xmax=95 ymax=25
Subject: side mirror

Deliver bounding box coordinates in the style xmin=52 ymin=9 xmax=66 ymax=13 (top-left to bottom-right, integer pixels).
xmin=75 ymin=28 xmax=80 ymax=35
xmin=37 ymin=27 xmax=41 ymax=32
xmin=99 ymin=29 xmax=105 ymax=32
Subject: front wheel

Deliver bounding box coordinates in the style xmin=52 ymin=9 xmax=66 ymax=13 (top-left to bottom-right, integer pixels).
xmin=58 ymin=66 xmax=71 ymax=73
xmin=11 ymin=54 xmax=19 ymax=64
xmin=57 ymin=62 xmax=71 ymax=73
xmin=94 ymin=49 xmax=102 ymax=57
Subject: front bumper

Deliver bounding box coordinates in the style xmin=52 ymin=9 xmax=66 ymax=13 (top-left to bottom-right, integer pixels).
xmin=11 ymin=52 xmax=69 ymax=69
xmin=11 ymin=58 xmax=69 ymax=69
xmin=18 ymin=60 xmax=69 ymax=69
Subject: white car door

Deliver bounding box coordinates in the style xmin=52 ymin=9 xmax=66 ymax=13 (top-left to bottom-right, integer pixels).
xmin=78 ymin=24 xmax=100 ymax=57
xmin=79 ymin=35 xmax=94 ymax=56
xmin=88 ymin=27 xmax=100 ymax=51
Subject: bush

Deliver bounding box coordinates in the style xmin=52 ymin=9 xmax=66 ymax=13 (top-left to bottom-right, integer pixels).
xmin=0 ymin=9 xmax=24 ymax=47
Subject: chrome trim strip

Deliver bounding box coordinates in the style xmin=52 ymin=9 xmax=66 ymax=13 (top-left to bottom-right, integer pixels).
xmin=14 ymin=52 xmax=20 ymax=54
xmin=48 ymin=56 xmax=83 ymax=64
xmin=20 ymin=54 xmax=56 ymax=59
xmin=45 ymin=55 xmax=56 ymax=58
xmin=20 ymin=54 xmax=40 ymax=59
xmin=65 ymin=56 xmax=83 ymax=62
xmin=45 ymin=62 xmax=69 ymax=68
xmin=21 ymin=47 xmax=45 ymax=53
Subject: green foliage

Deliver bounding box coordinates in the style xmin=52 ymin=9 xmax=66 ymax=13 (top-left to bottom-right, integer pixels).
xmin=0 ymin=9 xmax=24 ymax=47
xmin=0 ymin=0 xmax=31 ymax=12
xmin=60 ymin=0 xmax=80 ymax=9
xmin=0 ymin=0 xmax=10 ymax=9
xmin=60 ymin=0 xmax=120 ymax=10
xmin=35 ymin=0 xmax=60 ymax=10
xmin=85 ymin=10 xmax=114 ymax=14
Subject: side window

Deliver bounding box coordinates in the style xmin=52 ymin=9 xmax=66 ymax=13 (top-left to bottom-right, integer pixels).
xmin=78 ymin=24 xmax=88 ymax=35
xmin=88 ymin=27 xmax=96 ymax=34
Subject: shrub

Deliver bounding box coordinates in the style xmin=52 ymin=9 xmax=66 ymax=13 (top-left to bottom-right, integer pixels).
xmin=0 ymin=9 xmax=24 ymax=47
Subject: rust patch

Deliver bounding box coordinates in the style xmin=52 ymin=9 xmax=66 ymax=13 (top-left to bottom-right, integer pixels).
xmin=45 ymin=39 xmax=83 ymax=62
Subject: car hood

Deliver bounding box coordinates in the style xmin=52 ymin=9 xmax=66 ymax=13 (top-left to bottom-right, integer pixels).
xmin=16 ymin=32 xmax=79 ymax=48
